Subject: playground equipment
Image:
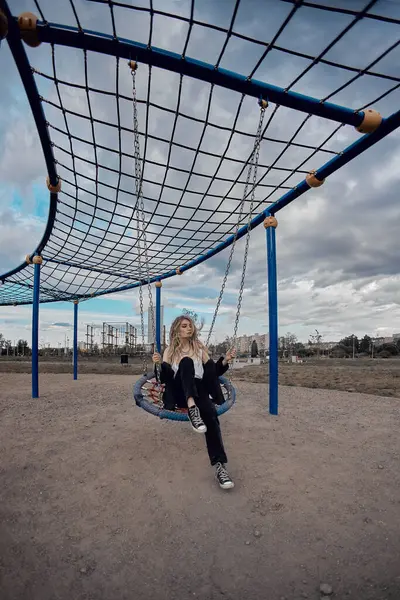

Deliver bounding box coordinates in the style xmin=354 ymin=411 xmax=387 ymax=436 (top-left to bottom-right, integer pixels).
xmin=1 ymin=1 xmax=399 ymax=415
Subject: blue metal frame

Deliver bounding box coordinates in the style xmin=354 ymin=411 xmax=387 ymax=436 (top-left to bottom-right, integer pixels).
xmin=155 ymin=284 xmax=161 ymax=353
xmin=2 ymin=6 xmax=400 ymax=418
xmin=73 ymin=301 xmax=78 ymax=380
xmin=0 ymin=4 xmax=58 ymax=283
xmin=32 ymin=262 xmax=41 ymax=398
xmin=2 ymin=8 xmax=400 ymax=302
xmin=266 ymin=226 xmax=279 ymax=415
xmin=29 ymin=108 xmax=400 ymax=304
xmin=2 ymin=98 xmax=398 ymax=302
xmin=33 ymin=20 xmax=364 ymax=127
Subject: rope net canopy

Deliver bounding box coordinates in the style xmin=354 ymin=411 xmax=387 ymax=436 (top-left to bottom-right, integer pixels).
xmin=1 ymin=0 xmax=399 ymax=306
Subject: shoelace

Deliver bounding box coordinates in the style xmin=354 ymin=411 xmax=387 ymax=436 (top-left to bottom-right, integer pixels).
xmin=188 ymin=406 xmax=204 ymax=428
xmin=216 ymin=463 xmax=231 ymax=483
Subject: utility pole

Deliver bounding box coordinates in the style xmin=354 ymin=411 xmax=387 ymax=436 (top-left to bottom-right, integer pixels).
xmin=352 ymin=334 xmax=355 ymax=359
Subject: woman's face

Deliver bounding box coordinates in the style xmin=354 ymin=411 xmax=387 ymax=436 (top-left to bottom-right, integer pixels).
xmin=179 ymin=319 xmax=193 ymax=340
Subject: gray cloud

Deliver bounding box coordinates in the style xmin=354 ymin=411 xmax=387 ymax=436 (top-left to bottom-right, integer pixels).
xmin=1 ymin=1 xmax=400 ymax=342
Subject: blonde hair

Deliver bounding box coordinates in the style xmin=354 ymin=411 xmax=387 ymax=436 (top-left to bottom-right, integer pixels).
xmin=167 ymin=315 xmax=206 ymax=364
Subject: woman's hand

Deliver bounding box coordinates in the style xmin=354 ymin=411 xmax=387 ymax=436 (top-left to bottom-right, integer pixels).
xmin=152 ymin=352 xmax=162 ymax=364
xmin=223 ymin=347 xmax=236 ymax=365
xmin=201 ymin=346 xmax=210 ymax=363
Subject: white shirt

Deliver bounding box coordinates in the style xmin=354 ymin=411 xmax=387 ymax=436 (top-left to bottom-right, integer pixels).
xmin=171 ymin=349 xmax=204 ymax=379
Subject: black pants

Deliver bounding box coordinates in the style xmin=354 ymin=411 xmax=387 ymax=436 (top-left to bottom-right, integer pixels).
xmin=163 ymin=357 xmax=228 ymax=466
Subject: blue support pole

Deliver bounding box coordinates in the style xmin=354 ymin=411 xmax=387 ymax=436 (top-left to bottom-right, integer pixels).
xmin=73 ymin=301 xmax=78 ymax=380
xmin=155 ymin=283 xmax=162 ymax=353
xmin=266 ymin=222 xmax=278 ymax=415
xmin=32 ymin=260 xmax=41 ymax=398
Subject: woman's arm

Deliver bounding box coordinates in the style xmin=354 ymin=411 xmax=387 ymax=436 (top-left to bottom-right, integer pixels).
xmin=222 ymin=347 xmax=236 ymax=366
xmin=201 ymin=344 xmax=210 ymax=363
xmin=160 ymin=348 xmax=174 ymax=383
xmin=162 ymin=347 xmax=171 ymax=364
xmin=152 ymin=347 xmax=174 ymax=383
xmin=215 ymin=356 xmax=229 ymax=376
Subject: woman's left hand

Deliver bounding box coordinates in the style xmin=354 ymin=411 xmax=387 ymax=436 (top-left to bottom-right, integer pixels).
xmin=225 ymin=347 xmax=237 ymax=362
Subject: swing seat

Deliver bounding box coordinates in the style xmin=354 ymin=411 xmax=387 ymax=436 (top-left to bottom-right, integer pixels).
xmin=133 ymin=372 xmax=236 ymax=421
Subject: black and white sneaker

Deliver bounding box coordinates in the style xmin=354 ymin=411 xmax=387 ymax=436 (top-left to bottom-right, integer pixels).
xmin=188 ymin=405 xmax=207 ymax=433
xmin=215 ymin=462 xmax=234 ymax=490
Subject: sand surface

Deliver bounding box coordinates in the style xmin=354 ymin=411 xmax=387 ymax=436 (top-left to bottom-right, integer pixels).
xmin=0 ymin=373 xmax=399 ymax=600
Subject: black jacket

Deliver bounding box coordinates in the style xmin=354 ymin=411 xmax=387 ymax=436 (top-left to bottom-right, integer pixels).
xmin=156 ymin=356 xmax=229 ymax=384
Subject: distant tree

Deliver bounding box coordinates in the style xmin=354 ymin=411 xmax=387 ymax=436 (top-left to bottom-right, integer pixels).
xmin=1 ymin=337 xmax=12 ymax=355
xmin=293 ymin=341 xmax=306 ymax=357
xmin=215 ymin=340 xmax=230 ymax=356
xmin=251 ymin=340 xmax=258 ymax=357
xmin=330 ymin=345 xmax=348 ymax=359
xmin=284 ymin=332 xmax=298 ymax=357
xmin=308 ymin=329 xmax=323 ymax=357
xmin=16 ymin=339 xmax=29 ymax=355
xmin=359 ymin=334 xmax=372 ymax=354
xmin=339 ymin=335 xmax=359 ymax=353
xmin=380 ymin=343 xmax=398 ymax=356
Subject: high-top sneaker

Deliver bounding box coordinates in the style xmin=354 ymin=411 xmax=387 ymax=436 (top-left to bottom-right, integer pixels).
xmin=215 ymin=462 xmax=234 ymax=489
xmin=188 ymin=405 xmax=207 ymax=433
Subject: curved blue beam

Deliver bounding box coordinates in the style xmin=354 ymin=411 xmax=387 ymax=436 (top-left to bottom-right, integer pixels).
xmin=6 ymin=8 xmax=57 ymax=183
xmin=2 ymin=108 xmax=400 ymax=304
xmin=33 ymin=20 xmax=364 ymax=127
xmin=0 ymin=3 xmax=58 ymax=282
xmin=42 ymin=107 xmax=400 ymax=302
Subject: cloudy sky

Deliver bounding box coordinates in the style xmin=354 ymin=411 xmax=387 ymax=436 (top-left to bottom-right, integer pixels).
xmin=1 ymin=0 xmax=400 ymax=348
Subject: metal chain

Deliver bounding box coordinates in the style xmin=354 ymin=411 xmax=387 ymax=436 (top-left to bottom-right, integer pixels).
xmin=225 ymin=104 xmax=266 ymax=391
xmin=206 ymin=104 xmax=266 ymax=348
xmin=131 ymin=64 xmax=265 ymax=385
xmin=131 ymin=67 xmax=159 ymax=379
xmin=232 ymin=105 xmax=265 ymax=346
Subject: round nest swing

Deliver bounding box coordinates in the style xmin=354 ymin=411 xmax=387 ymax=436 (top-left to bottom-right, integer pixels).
xmin=133 ymin=373 xmax=236 ymax=421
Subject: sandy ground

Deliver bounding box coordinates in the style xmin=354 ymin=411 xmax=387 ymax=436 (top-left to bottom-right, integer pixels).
xmin=0 ymin=373 xmax=399 ymax=600
xmin=2 ymin=357 xmax=400 ymax=398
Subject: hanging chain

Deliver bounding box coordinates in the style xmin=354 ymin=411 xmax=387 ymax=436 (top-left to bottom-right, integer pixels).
xmin=224 ymin=103 xmax=266 ymax=393
xmin=206 ymin=103 xmax=266 ymax=349
xmin=131 ymin=67 xmax=147 ymax=374
xmin=232 ymin=104 xmax=266 ymax=347
xmin=131 ymin=65 xmax=159 ymax=379
xmin=131 ymin=61 xmax=265 ymax=387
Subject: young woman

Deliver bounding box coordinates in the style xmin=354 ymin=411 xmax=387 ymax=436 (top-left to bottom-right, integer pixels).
xmin=152 ymin=315 xmax=236 ymax=490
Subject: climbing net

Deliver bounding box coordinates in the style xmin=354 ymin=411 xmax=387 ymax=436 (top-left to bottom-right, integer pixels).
xmin=1 ymin=0 xmax=399 ymax=305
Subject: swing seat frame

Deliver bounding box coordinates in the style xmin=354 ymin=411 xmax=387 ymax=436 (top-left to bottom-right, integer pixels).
xmin=133 ymin=372 xmax=236 ymax=421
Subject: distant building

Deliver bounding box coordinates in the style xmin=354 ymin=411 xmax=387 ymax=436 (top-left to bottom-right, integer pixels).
xmin=237 ymin=333 xmax=269 ymax=353
xmin=373 ymin=336 xmax=394 ymax=345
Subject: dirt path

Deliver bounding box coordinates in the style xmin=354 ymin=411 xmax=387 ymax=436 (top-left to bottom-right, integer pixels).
xmin=0 ymin=374 xmax=399 ymax=600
